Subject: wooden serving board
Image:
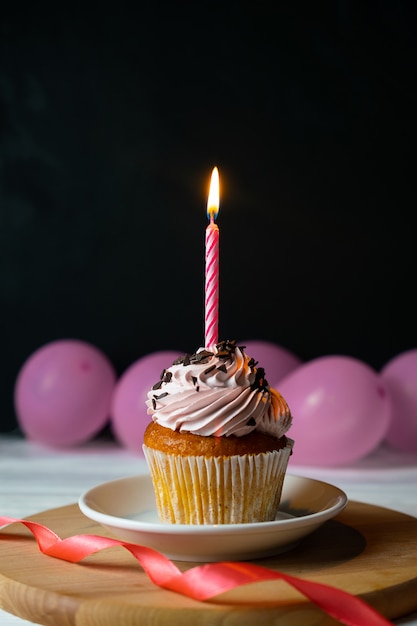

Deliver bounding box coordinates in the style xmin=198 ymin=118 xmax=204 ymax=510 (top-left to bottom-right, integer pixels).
xmin=0 ymin=501 xmax=417 ymax=626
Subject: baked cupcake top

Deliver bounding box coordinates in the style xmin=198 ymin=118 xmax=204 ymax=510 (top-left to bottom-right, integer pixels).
xmin=146 ymin=339 xmax=292 ymax=439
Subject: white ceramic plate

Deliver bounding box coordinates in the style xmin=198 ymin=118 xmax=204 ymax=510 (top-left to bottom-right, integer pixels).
xmin=79 ymin=474 xmax=347 ymax=562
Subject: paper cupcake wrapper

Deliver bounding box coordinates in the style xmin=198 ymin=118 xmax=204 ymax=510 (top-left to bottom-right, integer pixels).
xmin=143 ymin=438 xmax=294 ymax=524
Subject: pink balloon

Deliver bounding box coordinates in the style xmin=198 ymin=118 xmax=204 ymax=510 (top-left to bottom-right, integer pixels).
xmin=238 ymin=339 xmax=302 ymax=385
xmin=14 ymin=340 xmax=116 ymax=447
xmin=381 ymin=349 xmax=417 ymax=454
xmin=276 ymin=356 xmax=391 ymax=466
xmin=110 ymin=350 xmax=183 ymax=454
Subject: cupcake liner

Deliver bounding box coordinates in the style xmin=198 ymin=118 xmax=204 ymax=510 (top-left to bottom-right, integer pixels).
xmin=142 ymin=438 xmax=294 ymax=524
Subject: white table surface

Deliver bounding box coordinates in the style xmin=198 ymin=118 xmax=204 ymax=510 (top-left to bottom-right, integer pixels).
xmin=1 ymin=433 xmax=417 ymax=626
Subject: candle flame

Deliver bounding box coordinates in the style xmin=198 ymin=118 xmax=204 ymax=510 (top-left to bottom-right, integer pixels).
xmin=207 ymin=166 xmax=219 ymax=221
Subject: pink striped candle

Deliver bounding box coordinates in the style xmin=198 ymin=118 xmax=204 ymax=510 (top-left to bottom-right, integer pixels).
xmin=205 ymin=167 xmax=220 ymax=350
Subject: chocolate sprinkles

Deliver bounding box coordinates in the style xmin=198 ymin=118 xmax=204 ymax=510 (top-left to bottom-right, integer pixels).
xmin=251 ymin=366 xmax=269 ymax=392
xmin=153 ymin=392 xmax=169 ymax=400
xmin=149 ymin=340 xmax=271 ymax=418
xmin=152 ymin=369 xmax=173 ymax=391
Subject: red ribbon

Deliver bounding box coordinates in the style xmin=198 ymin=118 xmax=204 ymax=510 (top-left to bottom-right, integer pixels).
xmin=0 ymin=515 xmax=393 ymax=626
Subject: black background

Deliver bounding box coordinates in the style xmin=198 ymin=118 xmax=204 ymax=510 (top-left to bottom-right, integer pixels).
xmin=1 ymin=2 xmax=416 ymax=432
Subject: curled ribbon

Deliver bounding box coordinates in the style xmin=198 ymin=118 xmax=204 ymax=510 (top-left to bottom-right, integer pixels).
xmin=0 ymin=516 xmax=393 ymax=626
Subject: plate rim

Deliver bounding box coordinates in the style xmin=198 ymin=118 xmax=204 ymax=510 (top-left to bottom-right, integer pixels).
xmin=79 ymin=473 xmax=348 ymax=536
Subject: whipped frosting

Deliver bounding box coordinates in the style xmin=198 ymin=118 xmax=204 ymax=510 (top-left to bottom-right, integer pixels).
xmin=146 ymin=340 xmax=292 ymax=439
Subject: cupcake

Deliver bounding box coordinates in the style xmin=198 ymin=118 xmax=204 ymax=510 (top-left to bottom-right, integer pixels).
xmin=143 ymin=339 xmax=294 ymax=524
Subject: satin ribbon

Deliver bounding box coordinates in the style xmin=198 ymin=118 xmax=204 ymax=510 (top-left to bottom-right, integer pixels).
xmin=0 ymin=516 xmax=393 ymax=626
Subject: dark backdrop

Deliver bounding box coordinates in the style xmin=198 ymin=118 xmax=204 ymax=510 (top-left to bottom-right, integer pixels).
xmin=1 ymin=3 xmax=416 ymax=432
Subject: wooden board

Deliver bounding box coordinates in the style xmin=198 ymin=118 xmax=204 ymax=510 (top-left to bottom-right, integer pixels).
xmin=0 ymin=501 xmax=417 ymax=625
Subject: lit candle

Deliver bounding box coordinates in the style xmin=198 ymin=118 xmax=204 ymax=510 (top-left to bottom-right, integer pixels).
xmin=205 ymin=166 xmax=220 ymax=350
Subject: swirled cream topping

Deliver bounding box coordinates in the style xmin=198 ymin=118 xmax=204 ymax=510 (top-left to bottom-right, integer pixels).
xmin=146 ymin=340 xmax=292 ymax=439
